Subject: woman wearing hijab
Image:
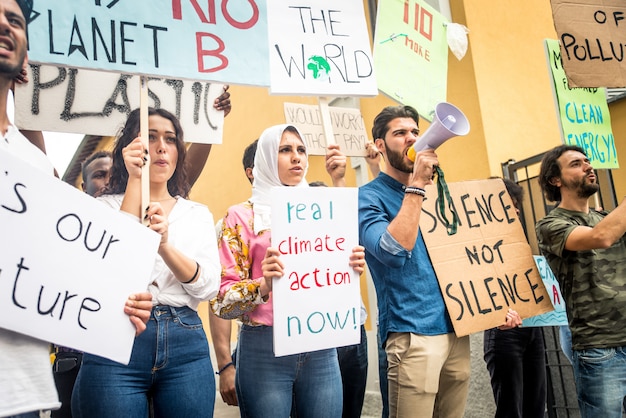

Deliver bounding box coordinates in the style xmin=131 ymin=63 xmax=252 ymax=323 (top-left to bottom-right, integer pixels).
xmin=211 ymin=124 xmax=365 ymax=418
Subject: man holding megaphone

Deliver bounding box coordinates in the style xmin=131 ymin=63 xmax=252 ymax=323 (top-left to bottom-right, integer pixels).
xmin=358 ymin=105 xmax=473 ymax=418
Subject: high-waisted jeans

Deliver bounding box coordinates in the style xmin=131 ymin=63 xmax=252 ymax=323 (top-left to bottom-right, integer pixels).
xmin=72 ymin=305 xmax=215 ymax=418
xmin=236 ymin=324 xmax=342 ymax=418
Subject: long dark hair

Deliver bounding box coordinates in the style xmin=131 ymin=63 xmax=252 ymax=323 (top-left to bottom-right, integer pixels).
xmin=538 ymin=145 xmax=586 ymax=202
xmin=106 ymin=108 xmax=190 ymax=198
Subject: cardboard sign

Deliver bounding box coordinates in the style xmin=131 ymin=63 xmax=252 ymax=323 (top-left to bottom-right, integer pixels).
xmin=267 ymin=1 xmax=377 ymax=97
xmin=271 ymin=187 xmax=360 ymax=356
xmin=0 ymin=149 xmax=160 ymax=364
xmin=420 ymin=179 xmax=553 ymax=337
xmin=283 ymin=103 xmax=368 ymax=156
xmin=522 ymin=256 xmax=569 ymax=327
xmin=373 ymin=0 xmax=448 ymax=121
xmin=14 ymin=64 xmax=225 ymax=142
xmin=26 ymin=0 xmax=269 ymax=86
xmin=550 ymin=0 xmax=626 ymax=88
xmin=545 ymin=39 xmax=619 ymax=169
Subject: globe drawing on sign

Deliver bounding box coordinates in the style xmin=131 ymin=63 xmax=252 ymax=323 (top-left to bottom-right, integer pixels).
xmin=307 ymin=56 xmax=331 ymax=81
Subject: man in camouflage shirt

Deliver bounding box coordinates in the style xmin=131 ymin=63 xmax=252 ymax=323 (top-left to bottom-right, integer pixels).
xmin=536 ymin=145 xmax=626 ymax=418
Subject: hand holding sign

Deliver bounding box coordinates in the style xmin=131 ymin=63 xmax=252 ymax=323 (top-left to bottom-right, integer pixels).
xmin=124 ymin=292 xmax=153 ymax=336
xmin=145 ymin=202 xmax=169 ymax=247
xmin=349 ymin=246 xmax=366 ymax=274
xmin=261 ymin=247 xmax=284 ymax=298
xmin=122 ymin=137 xmax=148 ymax=178
xmin=497 ymin=308 xmax=523 ymax=331
xmin=325 ymin=144 xmax=347 ymax=186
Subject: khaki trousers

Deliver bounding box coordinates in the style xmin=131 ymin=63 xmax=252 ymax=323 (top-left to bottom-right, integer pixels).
xmin=386 ymin=332 xmax=470 ymax=418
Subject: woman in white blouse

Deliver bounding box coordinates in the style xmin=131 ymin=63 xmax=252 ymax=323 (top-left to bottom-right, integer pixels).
xmin=72 ymin=108 xmax=220 ymax=418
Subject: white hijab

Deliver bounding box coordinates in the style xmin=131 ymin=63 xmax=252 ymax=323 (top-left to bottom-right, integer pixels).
xmin=249 ymin=124 xmax=309 ymax=234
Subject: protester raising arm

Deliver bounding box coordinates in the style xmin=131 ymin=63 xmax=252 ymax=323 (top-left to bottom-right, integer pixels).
xmin=325 ymin=143 xmax=347 ymax=187
xmin=186 ymin=85 xmax=232 ymax=186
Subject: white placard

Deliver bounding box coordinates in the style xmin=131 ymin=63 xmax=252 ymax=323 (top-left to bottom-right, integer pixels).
xmin=271 ymin=187 xmax=360 ymax=356
xmin=15 ymin=64 xmax=224 ymax=143
xmin=267 ymin=1 xmax=377 ymax=97
xmin=0 ymin=149 xmax=160 ymax=364
xmin=283 ymin=102 xmax=369 ymax=156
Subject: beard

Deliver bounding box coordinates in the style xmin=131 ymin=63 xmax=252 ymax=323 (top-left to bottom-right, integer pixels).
xmin=562 ymin=173 xmax=599 ymax=199
xmin=0 ymin=52 xmax=26 ymax=79
xmin=577 ymin=182 xmax=600 ymax=199
xmin=0 ymin=62 xmax=22 ymax=78
xmin=386 ymin=146 xmax=413 ymax=174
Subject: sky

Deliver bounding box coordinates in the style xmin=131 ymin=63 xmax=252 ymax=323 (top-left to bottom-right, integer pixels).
xmin=8 ymin=92 xmax=84 ymax=178
xmin=40 ymin=132 xmax=84 ymax=178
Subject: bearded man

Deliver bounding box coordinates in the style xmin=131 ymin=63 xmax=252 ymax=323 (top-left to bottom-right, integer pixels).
xmin=358 ymin=105 xmax=471 ymax=418
xmin=536 ymin=145 xmax=626 ymax=418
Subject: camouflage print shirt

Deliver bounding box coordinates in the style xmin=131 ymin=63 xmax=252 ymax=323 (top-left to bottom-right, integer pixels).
xmin=536 ymin=207 xmax=626 ymax=351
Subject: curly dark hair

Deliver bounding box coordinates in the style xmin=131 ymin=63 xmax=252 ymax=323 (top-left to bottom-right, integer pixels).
xmin=372 ymin=105 xmax=420 ymax=141
xmin=538 ymin=144 xmax=586 ymax=202
xmin=105 ymin=108 xmax=190 ymax=198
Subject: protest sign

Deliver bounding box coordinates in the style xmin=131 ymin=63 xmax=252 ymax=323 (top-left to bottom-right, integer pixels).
xmin=26 ymin=0 xmax=269 ymax=86
xmin=0 ymin=149 xmax=160 ymax=364
xmin=14 ymin=64 xmax=225 ymax=143
xmin=271 ymin=187 xmax=360 ymax=356
xmin=522 ymin=256 xmax=568 ymax=327
xmin=373 ymin=0 xmax=448 ymax=121
xmin=420 ymin=179 xmax=553 ymax=337
xmin=283 ymin=103 xmax=368 ymax=156
xmin=267 ymin=1 xmax=377 ymax=96
xmin=550 ymin=0 xmax=626 ymax=88
xmin=545 ymin=39 xmax=619 ymax=169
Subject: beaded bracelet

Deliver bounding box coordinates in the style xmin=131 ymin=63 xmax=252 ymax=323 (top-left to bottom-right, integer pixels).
xmin=404 ymin=186 xmax=426 ymax=197
xmin=216 ymin=361 xmax=234 ymax=375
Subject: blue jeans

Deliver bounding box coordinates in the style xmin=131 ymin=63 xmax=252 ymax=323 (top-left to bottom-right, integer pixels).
xmin=336 ymin=325 xmax=368 ymax=418
xmin=236 ymin=324 xmax=342 ymax=418
xmin=559 ymin=325 xmax=574 ymax=365
xmin=72 ymin=305 xmax=215 ymax=418
xmin=572 ymin=345 xmax=626 ymax=418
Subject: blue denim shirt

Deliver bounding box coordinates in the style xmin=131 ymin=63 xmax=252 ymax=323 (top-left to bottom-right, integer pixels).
xmin=359 ymin=172 xmax=453 ymax=346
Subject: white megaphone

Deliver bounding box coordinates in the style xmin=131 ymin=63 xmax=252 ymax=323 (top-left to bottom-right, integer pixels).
xmin=407 ymin=102 xmax=470 ymax=162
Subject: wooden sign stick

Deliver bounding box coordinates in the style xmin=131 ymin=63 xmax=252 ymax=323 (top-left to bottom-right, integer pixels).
xmin=318 ymin=97 xmax=335 ymax=148
xmin=140 ymin=77 xmax=150 ymax=226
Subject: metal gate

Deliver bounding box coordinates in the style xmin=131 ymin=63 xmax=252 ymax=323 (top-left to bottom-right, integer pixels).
xmin=501 ymin=154 xmax=618 ymax=418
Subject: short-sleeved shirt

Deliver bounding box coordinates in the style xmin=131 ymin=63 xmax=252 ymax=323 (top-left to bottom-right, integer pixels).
xmin=536 ymin=207 xmax=626 ymax=350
